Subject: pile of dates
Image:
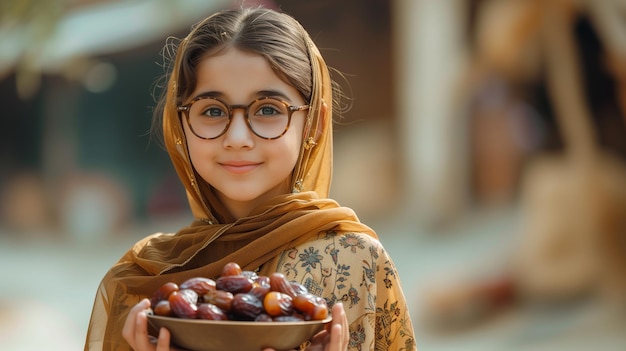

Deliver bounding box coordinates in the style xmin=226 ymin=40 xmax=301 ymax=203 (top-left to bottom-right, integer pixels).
xmin=150 ymin=262 xmax=329 ymax=322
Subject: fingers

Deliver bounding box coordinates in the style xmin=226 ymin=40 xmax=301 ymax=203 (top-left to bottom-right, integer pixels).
xmin=156 ymin=327 xmax=172 ymax=351
xmin=122 ymin=298 xmax=151 ymax=350
xmin=133 ymin=310 xmax=157 ymax=350
xmin=122 ymin=298 xmax=174 ymax=351
xmin=309 ymin=302 xmax=349 ymax=351
xmin=329 ymin=303 xmax=348 ymax=351
xmin=308 ymin=330 xmax=330 ymax=351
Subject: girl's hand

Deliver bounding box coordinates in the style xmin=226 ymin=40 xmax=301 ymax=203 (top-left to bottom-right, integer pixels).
xmin=264 ymin=302 xmax=350 ymax=351
xmin=306 ymin=303 xmax=349 ymax=351
xmin=122 ymin=298 xmax=181 ymax=351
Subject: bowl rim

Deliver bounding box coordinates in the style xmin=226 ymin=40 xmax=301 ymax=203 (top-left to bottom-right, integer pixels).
xmin=147 ymin=314 xmax=332 ymax=326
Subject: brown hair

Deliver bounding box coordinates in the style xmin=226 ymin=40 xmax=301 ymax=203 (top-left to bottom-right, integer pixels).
xmin=152 ymin=7 xmax=322 ymax=139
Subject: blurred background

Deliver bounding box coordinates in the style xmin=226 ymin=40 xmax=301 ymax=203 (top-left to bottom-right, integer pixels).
xmin=1 ymin=0 xmax=626 ymax=350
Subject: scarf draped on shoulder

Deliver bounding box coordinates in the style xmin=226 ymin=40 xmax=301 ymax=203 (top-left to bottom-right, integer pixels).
xmin=87 ymin=191 xmax=375 ymax=351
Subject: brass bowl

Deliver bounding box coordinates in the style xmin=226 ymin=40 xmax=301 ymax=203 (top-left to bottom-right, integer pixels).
xmin=147 ymin=315 xmax=332 ymax=351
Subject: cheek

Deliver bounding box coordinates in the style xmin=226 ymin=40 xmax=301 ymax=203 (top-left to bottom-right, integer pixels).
xmin=291 ymin=118 xmax=306 ymax=148
xmin=183 ymin=123 xmax=211 ymax=170
xmin=268 ymin=139 xmax=301 ymax=170
xmin=284 ymin=128 xmax=304 ymax=165
xmin=187 ymin=140 xmax=203 ymax=167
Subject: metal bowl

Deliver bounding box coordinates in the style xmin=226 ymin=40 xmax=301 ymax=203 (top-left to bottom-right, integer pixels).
xmin=147 ymin=315 xmax=332 ymax=351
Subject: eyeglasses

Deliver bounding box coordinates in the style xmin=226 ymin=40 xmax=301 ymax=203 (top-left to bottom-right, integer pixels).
xmin=177 ymin=96 xmax=309 ymax=140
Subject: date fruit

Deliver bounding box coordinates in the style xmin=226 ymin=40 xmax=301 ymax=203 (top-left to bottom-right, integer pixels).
xmin=263 ymin=291 xmax=293 ymax=317
xmin=231 ymin=293 xmax=264 ymax=320
xmin=293 ymin=293 xmax=329 ymax=321
xmin=249 ymin=276 xmax=271 ymax=300
xmin=169 ymin=289 xmax=199 ymax=319
xmin=147 ymin=261 xmax=329 ymax=323
xmin=269 ymin=272 xmax=297 ymax=298
xmin=221 ymin=262 xmax=243 ymax=277
xmin=197 ymin=303 xmax=228 ymax=320
xmin=216 ymin=275 xmax=253 ymax=294
xmin=150 ymin=282 xmax=179 ymax=308
xmin=153 ymin=300 xmax=173 ymax=317
xmin=202 ymin=290 xmax=234 ymax=312
xmin=180 ymin=277 xmax=216 ymax=295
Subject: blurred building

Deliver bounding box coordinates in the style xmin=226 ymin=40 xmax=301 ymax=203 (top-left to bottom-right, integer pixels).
xmin=2 ymin=0 xmax=625 ymax=236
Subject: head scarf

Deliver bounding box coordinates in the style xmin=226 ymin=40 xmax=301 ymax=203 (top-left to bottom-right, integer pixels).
xmin=85 ymin=8 xmax=376 ymax=351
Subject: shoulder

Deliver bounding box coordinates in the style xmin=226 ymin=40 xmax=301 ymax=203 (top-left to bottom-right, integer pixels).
xmin=330 ymin=231 xmax=385 ymax=252
xmin=313 ymin=230 xmax=384 ymax=251
xmin=273 ymin=231 xmax=389 ymax=293
xmin=282 ymin=231 xmax=386 ymax=266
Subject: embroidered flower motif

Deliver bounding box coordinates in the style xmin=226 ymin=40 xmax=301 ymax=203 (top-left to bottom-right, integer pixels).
xmin=323 ymin=231 xmax=339 ymax=265
xmin=384 ymin=265 xmax=396 ymax=289
xmin=298 ymin=247 xmax=323 ymax=270
xmin=399 ymin=317 xmax=417 ymax=351
xmin=369 ymin=245 xmax=379 ymax=259
xmin=339 ymin=233 xmax=366 ymax=253
xmin=321 ymin=267 xmax=332 ymax=289
xmin=347 ymin=286 xmax=360 ymax=306
xmin=363 ymin=262 xmax=376 ymax=284
xmin=349 ymin=323 xmax=366 ymax=349
xmin=324 ymin=243 xmax=339 ymax=264
xmin=403 ymin=337 xmax=416 ymax=351
xmin=282 ymin=262 xmax=297 ymax=280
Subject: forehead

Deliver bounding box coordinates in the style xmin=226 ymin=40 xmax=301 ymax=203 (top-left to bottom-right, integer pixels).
xmin=191 ymin=48 xmax=302 ymax=103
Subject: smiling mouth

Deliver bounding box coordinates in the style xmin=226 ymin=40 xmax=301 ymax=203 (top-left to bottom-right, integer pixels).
xmin=220 ymin=162 xmax=260 ymax=174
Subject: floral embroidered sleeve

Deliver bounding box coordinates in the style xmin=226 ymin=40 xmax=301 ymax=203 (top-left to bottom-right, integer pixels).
xmin=266 ymin=231 xmax=417 ymax=351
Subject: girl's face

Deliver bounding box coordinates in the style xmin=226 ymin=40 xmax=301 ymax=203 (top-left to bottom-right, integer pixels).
xmin=182 ymin=48 xmax=307 ymax=219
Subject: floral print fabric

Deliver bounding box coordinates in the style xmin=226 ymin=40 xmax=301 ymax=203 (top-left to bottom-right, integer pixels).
xmin=265 ymin=231 xmax=416 ymax=351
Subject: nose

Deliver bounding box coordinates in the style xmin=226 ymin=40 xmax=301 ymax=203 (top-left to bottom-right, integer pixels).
xmin=222 ymin=109 xmax=254 ymax=148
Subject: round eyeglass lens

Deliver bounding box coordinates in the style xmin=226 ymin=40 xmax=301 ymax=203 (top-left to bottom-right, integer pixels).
xmin=187 ymin=98 xmax=291 ymax=139
xmin=247 ymin=98 xmax=290 ymax=138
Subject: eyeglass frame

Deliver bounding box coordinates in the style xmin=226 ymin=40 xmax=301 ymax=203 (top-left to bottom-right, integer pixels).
xmin=177 ymin=96 xmax=310 ymax=140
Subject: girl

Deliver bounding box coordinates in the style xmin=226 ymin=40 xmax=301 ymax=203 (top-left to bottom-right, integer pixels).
xmin=85 ymin=7 xmax=416 ymax=351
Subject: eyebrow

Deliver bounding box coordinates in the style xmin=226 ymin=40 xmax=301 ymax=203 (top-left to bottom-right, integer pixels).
xmin=190 ymin=90 xmax=293 ymax=102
